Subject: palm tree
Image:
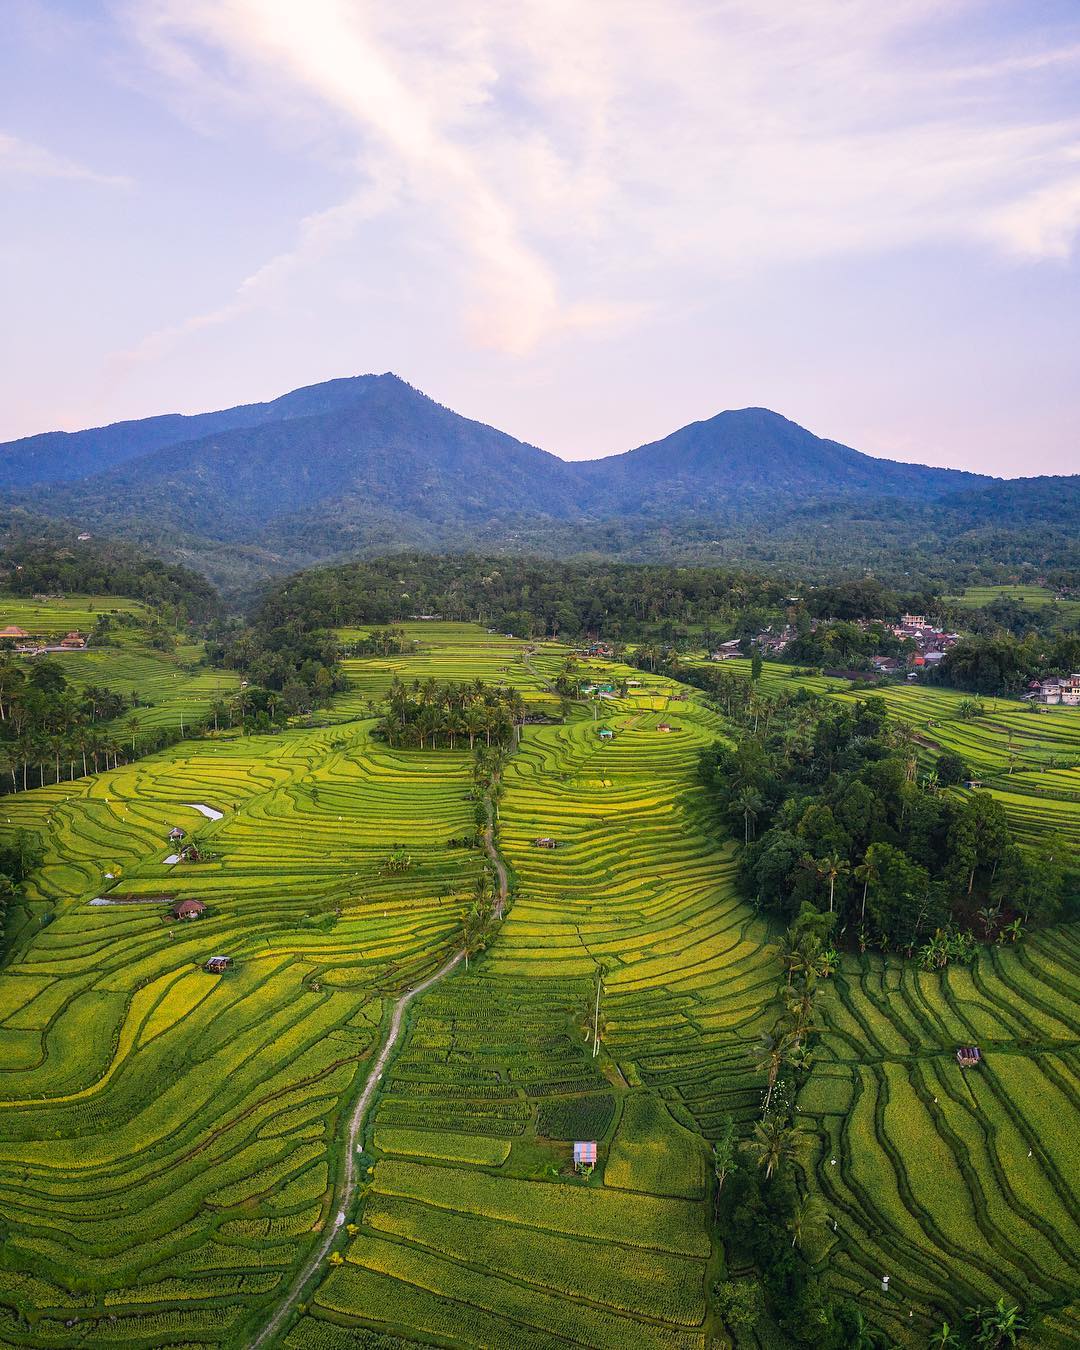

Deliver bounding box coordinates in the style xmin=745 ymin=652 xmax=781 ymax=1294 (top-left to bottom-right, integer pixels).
xmin=820 ymin=852 xmax=850 ymax=914
xmin=788 ymin=1192 xmax=825 ymax=1248
xmin=734 ymin=787 xmax=764 ymax=845
xmin=854 ymin=852 xmax=879 ymax=923
xmin=751 ymin=1029 xmax=796 ymax=1112
xmin=746 ymin=1117 xmax=800 ymax=1180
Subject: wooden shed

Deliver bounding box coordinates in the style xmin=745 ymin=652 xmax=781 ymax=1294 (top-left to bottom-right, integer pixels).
xmin=205 ymin=955 xmax=231 ymax=974
xmin=168 ymin=827 xmax=186 ymax=843
xmin=533 ymin=837 xmax=558 ymax=849
xmin=956 ymin=1046 xmax=981 ymax=1068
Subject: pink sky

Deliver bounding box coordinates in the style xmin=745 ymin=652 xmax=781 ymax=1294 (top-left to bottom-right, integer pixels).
xmin=2 ymin=0 xmax=1079 ymax=475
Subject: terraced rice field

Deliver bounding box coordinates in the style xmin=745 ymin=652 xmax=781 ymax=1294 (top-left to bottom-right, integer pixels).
xmin=799 ymin=930 xmax=1080 ymax=1345
xmin=1 ymin=622 xmax=1077 ymax=1347
xmin=0 ymin=718 xmax=483 ymax=1345
xmin=943 ymin=583 xmax=1080 ymax=621
xmin=334 ymin=622 xmax=560 ymax=718
xmin=0 ymin=593 xmax=150 ymax=635
xmin=56 ymin=648 xmax=242 ymax=733
xmin=828 ymin=685 xmax=1080 ymax=850
xmin=292 ymin=658 xmax=776 ymax=1347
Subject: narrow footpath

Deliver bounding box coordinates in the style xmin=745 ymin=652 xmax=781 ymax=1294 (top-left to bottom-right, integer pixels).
xmin=249 ymin=783 xmax=511 ymax=1349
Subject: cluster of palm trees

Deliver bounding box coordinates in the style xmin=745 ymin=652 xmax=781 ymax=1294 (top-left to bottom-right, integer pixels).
xmin=745 ymin=920 xmax=837 ymax=1188
xmin=378 ymin=678 xmax=526 ymax=750
xmin=0 ymin=660 xmax=147 ymax=792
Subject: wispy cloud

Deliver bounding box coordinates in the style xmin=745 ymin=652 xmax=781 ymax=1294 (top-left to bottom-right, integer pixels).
xmin=117 ymin=0 xmax=1080 ymax=361
xmin=0 ymin=130 xmax=129 ymax=186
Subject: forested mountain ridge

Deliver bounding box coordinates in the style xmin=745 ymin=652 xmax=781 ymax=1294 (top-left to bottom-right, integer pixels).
xmin=0 ymin=373 xmax=396 ymax=487
xmin=4 ymin=373 xmax=1076 ymax=587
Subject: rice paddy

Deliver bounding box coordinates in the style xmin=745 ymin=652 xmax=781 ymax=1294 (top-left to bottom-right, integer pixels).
xmin=0 ymin=593 xmax=150 ymax=635
xmin=0 ymin=621 xmax=1076 ymax=1347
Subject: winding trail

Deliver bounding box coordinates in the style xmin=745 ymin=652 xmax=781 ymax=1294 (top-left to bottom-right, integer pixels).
xmin=250 ymin=784 xmax=511 ymax=1349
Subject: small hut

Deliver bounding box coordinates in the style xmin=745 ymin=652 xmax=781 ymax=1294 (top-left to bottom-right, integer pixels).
xmin=172 ymin=899 xmax=206 ymax=920
xmin=657 ymin=723 xmax=672 ymax=733
xmin=573 ymin=1141 xmax=597 ymax=1171
xmin=178 ymin=842 xmax=202 ymax=863
xmin=533 ymin=837 xmax=558 ymax=850
xmin=956 ymin=1046 xmax=981 ymax=1068
xmin=205 ymin=955 xmax=231 ymax=974
xmin=598 ymin=728 xmax=614 ymax=740
xmin=168 ymin=826 xmax=186 ymax=844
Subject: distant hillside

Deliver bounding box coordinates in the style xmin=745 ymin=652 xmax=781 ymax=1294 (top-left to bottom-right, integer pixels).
xmin=3 ymin=372 xmax=1074 ymax=588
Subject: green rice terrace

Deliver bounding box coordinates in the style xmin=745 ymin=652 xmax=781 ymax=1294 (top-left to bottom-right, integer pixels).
xmin=0 ymin=624 xmax=1076 ymax=1347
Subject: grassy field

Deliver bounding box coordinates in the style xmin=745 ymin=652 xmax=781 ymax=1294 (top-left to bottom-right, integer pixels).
xmin=0 ymin=621 xmax=1076 ymax=1347
xmin=0 ymin=593 xmax=150 ymax=634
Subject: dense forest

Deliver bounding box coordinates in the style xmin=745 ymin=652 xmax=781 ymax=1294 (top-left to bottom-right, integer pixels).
xmin=0 ymin=509 xmax=219 ymax=618
xmin=700 ymin=691 xmax=1074 ymax=952
xmin=250 ymin=554 xmax=944 ymax=644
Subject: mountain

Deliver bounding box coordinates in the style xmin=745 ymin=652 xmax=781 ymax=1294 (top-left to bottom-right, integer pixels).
xmin=575 ymin=407 xmax=987 ymax=512
xmin=2 ymin=373 xmax=1074 ymax=587
xmin=0 ymin=374 xmax=393 ymax=487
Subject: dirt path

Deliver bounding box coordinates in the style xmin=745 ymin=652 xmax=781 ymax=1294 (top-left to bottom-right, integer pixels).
xmin=248 ymin=947 xmax=463 ymax=1348
xmin=483 ymin=797 xmax=509 ymax=920
xmin=250 ymin=784 xmax=511 ymax=1348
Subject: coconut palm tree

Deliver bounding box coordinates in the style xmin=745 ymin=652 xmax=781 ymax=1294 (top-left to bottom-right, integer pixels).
xmin=854 ymin=852 xmax=880 ymax=923
xmin=751 ymin=1029 xmax=797 ymax=1113
xmin=746 ymin=1117 xmax=800 ymax=1180
xmin=734 ymin=786 xmax=764 ymax=845
xmin=788 ymin=1192 xmax=825 ymax=1248
xmin=820 ymin=852 xmax=850 ymax=914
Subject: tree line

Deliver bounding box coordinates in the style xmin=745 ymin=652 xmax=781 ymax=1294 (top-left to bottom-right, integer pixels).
xmin=700 ymin=691 xmax=1074 ymax=953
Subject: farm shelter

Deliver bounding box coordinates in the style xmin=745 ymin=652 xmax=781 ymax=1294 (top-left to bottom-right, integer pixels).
xmin=598 ymin=728 xmax=614 ymax=740
xmin=205 ymin=955 xmax=231 ymax=974
xmin=172 ymin=899 xmax=206 ymax=920
xmin=956 ymin=1046 xmax=981 ymax=1068
xmin=533 ymin=837 xmax=558 ymax=849
xmin=573 ymin=1140 xmax=598 ymax=1170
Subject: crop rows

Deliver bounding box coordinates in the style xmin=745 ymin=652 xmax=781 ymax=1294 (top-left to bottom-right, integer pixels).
xmin=0 ymin=714 xmax=483 ymax=1345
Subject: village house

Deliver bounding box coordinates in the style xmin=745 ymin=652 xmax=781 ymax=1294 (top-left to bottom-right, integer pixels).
xmin=1026 ymin=674 xmax=1080 ymax=705
xmin=710 ymin=639 xmax=742 ymax=661
xmin=0 ymin=625 xmax=29 ymax=640
xmin=59 ymin=631 xmax=86 ymax=649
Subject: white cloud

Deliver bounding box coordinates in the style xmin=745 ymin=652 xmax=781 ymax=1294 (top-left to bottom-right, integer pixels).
xmin=0 ymin=130 xmax=129 ymax=186
xmin=118 ymin=0 xmax=1080 ymax=360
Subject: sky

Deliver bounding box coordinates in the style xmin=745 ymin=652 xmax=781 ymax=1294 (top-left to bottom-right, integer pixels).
xmin=2 ymin=0 xmax=1079 ymax=476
